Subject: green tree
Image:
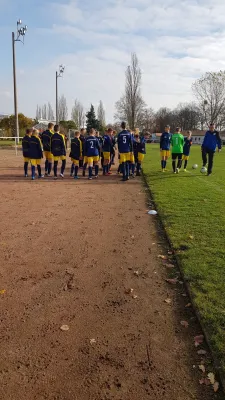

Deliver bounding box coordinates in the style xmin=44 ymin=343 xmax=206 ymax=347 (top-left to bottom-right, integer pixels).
xmin=86 ymin=104 xmax=100 ymax=133
xmin=0 ymin=113 xmax=34 ymax=136
xmin=59 ymin=120 xmax=77 ymax=133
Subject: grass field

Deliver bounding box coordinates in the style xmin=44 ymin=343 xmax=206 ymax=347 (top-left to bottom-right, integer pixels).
xmin=0 ymin=140 xmax=21 ymax=146
xmin=143 ymin=144 xmax=225 ymax=373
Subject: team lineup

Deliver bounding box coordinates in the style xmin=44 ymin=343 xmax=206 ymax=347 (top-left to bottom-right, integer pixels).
xmin=21 ymin=121 xmax=222 ymax=180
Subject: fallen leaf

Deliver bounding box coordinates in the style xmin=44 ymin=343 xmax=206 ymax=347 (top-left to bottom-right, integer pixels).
xmin=164 ymin=298 xmax=172 ymax=304
xmin=185 ymin=303 xmax=192 ymax=308
xmin=158 ymin=255 xmax=167 ymax=260
xmin=0 ymin=289 xmax=6 ymax=295
xmin=213 ymin=382 xmax=219 ymax=392
xmin=131 ymin=235 xmax=135 ymax=239
xmin=182 ymin=293 xmax=187 ymax=297
xmin=168 ymin=251 xmax=173 ymax=255
xmin=166 ymin=278 xmax=178 ymax=285
xmin=180 ymin=320 xmax=189 ymax=328
xmin=194 ymin=335 xmax=204 ymax=347
xmin=199 ymin=365 xmax=206 ymax=373
xmin=197 ymin=350 xmax=207 ymax=355
xmin=165 ymin=264 xmax=175 ymax=269
xmin=125 ymin=288 xmax=134 ymax=295
xmin=199 ymin=378 xmax=211 ymax=386
xmin=189 ymin=235 xmax=194 ymax=240
xmin=133 ymin=295 xmax=138 ymax=299
xmin=60 ymin=325 xmax=69 ymax=331
xmin=152 ymin=243 xmax=156 ymax=245
xmin=134 ymin=271 xmax=139 ymax=276
xmin=207 ymin=372 xmax=215 ymax=385
xmin=90 ymin=338 xmax=96 ymax=345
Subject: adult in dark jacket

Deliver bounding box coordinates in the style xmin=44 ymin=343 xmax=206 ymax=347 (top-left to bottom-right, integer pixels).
xmin=22 ymin=128 xmax=32 ymax=177
xmin=29 ymin=129 xmax=44 ymax=180
xmin=51 ymin=125 xmax=67 ymax=179
xmin=202 ymin=123 xmax=222 ymax=176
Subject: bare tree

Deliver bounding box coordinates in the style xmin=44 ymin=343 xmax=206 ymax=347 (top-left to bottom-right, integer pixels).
xmin=192 ymin=71 xmax=225 ymax=129
xmin=71 ymin=99 xmax=85 ymax=129
xmin=115 ymin=53 xmax=146 ymax=129
xmin=47 ymin=102 xmax=55 ymax=121
xmin=58 ymin=95 xmax=68 ymax=121
xmin=36 ymin=105 xmax=42 ymax=120
xmin=42 ymin=104 xmax=47 ymax=120
xmin=139 ymin=108 xmax=155 ymax=132
xmin=97 ymin=100 xmax=106 ymax=127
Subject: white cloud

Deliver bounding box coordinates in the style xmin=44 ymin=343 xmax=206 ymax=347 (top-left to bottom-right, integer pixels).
xmin=2 ymin=0 xmax=225 ymax=122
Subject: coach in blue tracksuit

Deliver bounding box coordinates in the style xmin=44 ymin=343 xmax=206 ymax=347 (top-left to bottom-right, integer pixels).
xmin=202 ymin=123 xmax=222 ymax=176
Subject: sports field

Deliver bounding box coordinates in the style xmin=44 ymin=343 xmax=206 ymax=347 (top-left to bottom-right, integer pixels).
xmin=0 ymin=148 xmax=223 ymax=399
xmin=143 ymin=144 xmax=225 ymax=374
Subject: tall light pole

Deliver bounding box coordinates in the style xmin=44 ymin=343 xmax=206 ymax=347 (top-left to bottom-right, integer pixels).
xmin=56 ymin=65 xmax=65 ymax=124
xmin=12 ymin=20 xmax=28 ymax=143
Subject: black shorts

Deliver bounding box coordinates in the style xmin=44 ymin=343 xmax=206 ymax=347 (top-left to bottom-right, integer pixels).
xmin=172 ymin=153 xmax=182 ymax=160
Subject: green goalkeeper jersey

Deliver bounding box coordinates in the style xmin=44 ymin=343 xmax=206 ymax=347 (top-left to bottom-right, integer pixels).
xmin=171 ymin=133 xmax=184 ymax=153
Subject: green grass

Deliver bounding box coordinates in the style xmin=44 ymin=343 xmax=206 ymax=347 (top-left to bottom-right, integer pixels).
xmin=143 ymin=144 xmax=225 ymax=372
xmin=0 ymin=140 xmax=21 ymax=146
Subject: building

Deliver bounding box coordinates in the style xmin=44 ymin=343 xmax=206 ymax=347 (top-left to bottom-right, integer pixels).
xmin=0 ymin=113 xmax=10 ymax=120
xmin=152 ymin=130 xmax=225 ymax=145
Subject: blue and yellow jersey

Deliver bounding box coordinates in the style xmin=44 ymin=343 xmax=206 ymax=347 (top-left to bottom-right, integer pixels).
xmin=70 ymin=137 xmax=82 ymax=160
xmin=51 ymin=133 xmax=66 ymax=157
xmin=42 ymin=129 xmax=53 ymax=152
xmin=29 ymin=135 xmax=43 ymax=159
xmin=183 ymin=137 xmax=193 ymax=156
xmin=160 ymin=132 xmax=171 ymax=150
xmin=102 ymin=135 xmax=112 ymax=152
xmin=22 ymin=134 xmax=31 ymax=158
xmin=85 ymin=136 xmax=100 ymax=157
xmin=133 ymin=139 xmax=146 ymax=157
xmin=117 ymin=130 xmax=133 ymax=153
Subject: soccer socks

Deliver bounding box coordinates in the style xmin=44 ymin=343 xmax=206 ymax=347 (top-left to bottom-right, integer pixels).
xmin=61 ymin=160 xmax=66 ymax=174
xmin=95 ymin=165 xmax=99 ymax=176
xmin=122 ymin=162 xmax=126 ymax=179
xmin=131 ymin=163 xmax=135 ymax=174
xmin=137 ymin=163 xmax=141 ymax=174
xmin=88 ymin=166 xmax=92 ymax=178
xmin=48 ymin=162 xmax=52 ymax=175
xmin=184 ymin=160 xmax=188 ymax=169
xmin=37 ymin=165 xmax=42 ymax=177
xmin=103 ymin=165 xmax=106 ymax=175
xmin=31 ymin=165 xmax=35 ymax=179
xmin=24 ymin=162 xmax=28 ymax=176
xmin=45 ymin=159 xmax=48 ymax=173
xmin=54 ymin=161 xmax=58 ymax=177
xmin=164 ymin=160 xmax=167 ymax=169
xmin=126 ymin=161 xmax=130 ymax=178
xmin=177 ymin=159 xmax=182 ymax=169
xmin=172 ymin=161 xmax=176 ymax=172
xmin=71 ymin=163 xmax=75 ymax=176
xmin=74 ymin=166 xmax=79 ymax=177
xmin=161 ymin=160 xmax=164 ymax=169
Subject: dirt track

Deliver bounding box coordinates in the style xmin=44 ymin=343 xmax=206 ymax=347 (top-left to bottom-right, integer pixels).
xmin=0 ymin=151 xmax=220 ymax=400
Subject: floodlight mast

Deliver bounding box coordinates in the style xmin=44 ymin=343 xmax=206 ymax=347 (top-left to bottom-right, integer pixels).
xmin=56 ymin=65 xmax=65 ymax=124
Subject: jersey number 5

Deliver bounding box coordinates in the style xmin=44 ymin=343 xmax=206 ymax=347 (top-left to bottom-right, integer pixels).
xmin=123 ymin=136 xmax=127 ymax=144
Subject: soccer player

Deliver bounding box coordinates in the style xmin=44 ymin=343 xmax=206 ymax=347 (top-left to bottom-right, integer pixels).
xmin=182 ymin=130 xmax=192 ymax=171
xmin=111 ymin=131 xmax=116 ymax=165
xmin=117 ymin=122 xmax=133 ymax=181
xmin=201 ymin=123 xmax=222 ymax=176
xmin=79 ymin=128 xmax=86 ymax=168
xmin=133 ymin=133 xmax=146 ymax=176
xmin=102 ymin=128 xmax=113 ymax=175
xmin=51 ymin=125 xmax=67 ymax=179
xmin=84 ymin=128 xmax=100 ymax=180
xmin=171 ymin=127 xmax=184 ymax=174
xmin=160 ymin=125 xmax=171 ymax=172
xmin=42 ymin=122 xmax=54 ymax=176
xmin=29 ymin=129 xmax=44 ymax=180
xmin=22 ymin=128 xmax=32 ymax=177
xmin=69 ymin=131 xmax=82 ymax=179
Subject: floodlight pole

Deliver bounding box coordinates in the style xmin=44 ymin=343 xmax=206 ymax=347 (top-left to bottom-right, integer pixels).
xmin=56 ymin=65 xmax=65 ymax=124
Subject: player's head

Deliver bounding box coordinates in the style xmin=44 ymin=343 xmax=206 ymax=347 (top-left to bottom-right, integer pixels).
xmin=32 ymin=128 xmax=39 ymax=136
xmin=165 ymin=125 xmax=170 ymax=132
xmin=121 ymin=121 xmax=126 ymax=130
xmin=54 ymin=124 xmax=59 ymax=132
xmin=113 ymin=130 xmax=116 ymax=136
xmin=134 ymin=134 xmax=139 ymax=140
xmin=26 ymin=128 xmax=33 ymax=136
xmin=95 ymin=130 xmax=99 ymax=137
xmin=48 ymin=123 xmax=54 ymax=130
xmin=209 ymin=123 xmax=215 ymax=131
xmin=176 ymin=127 xmax=181 ymax=133
xmin=75 ymin=130 xmax=80 ymax=138
xmin=187 ymin=130 xmax=192 ymax=138
xmin=107 ymin=128 xmax=113 ymax=136
xmin=89 ymin=128 xmax=95 ymax=136
xmin=80 ymin=128 xmax=86 ymax=136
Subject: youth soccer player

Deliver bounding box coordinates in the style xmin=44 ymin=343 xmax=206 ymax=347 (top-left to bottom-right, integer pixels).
xmin=29 ymin=129 xmax=44 ymax=180
xmin=182 ymin=131 xmax=192 ymax=171
xmin=22 ymin=128 xmax=32 ymax=177
xmin=201 ymin=123 xmax=222 ymax=176
xmin=160 ymin=125 xmax=171 ymax=172
xmin=84 ymin=128 xmax=100 ymax=180
xmin=117 ymin=122 xmax=133 ymax=181
xmin=42 ymin=123 xmax=54 ymax=176
xmin=133 ymin=134 xmax=146 ymax=176
xmin=171 ymin=127 xmax=184 ymax=174
xmin=51 ymin=125 xmax=67 ymax=179
xmin=69 ymin=131 xmax=82 ymax=179
xmin=102 ymin=128 xmax=113 ymax=175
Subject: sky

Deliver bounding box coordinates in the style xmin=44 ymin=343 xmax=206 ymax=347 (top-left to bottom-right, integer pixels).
xmin=1 ymin=0 xmax=225 ymax=122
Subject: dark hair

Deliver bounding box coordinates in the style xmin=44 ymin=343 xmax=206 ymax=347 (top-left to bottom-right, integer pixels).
xmin=107 ymin=128 xmax=113 ymax=133
xmin=121 ymin=121 xmax=126 ymax=129
xmin=176 ymin=127 xmax=180 ymax=132
xmin=26 ymin=128 xmax=33 ymax=134
xmin=48 ymin=123 xmax=54 ymax=129
xmin=209 ymin=122 xmax=215 ymax=126
xmin=54 ymin=124 xmax=59 ymax=132
xmin=134 ymin=134 xmax=139 ymax=138
xmin=165 ymin=125 xmax=170 ymax=129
